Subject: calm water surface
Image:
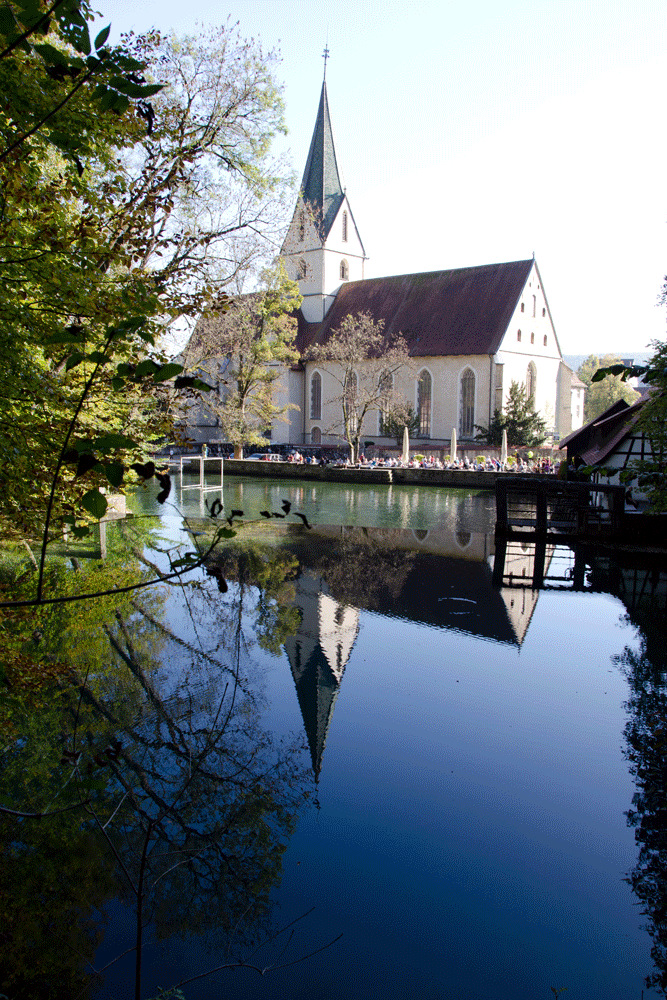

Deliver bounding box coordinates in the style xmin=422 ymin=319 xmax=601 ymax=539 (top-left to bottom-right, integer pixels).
xmin=7 ymin=474 xmax=665 ymax=1000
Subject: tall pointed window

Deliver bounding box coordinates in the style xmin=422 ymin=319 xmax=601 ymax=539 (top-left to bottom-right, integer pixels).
xmin=297 ymin=258 xmax=307 ymax=279
xmin=310 ymin=371 xmax=321 ymax=420
xmin=342 ymin=211 xmax=348 ymax=241
xmin=299 ymin=210 xmax=305 ymax=242
xmin=417 ymin=369 xmax=432 ymax=437
xmin=311 ymin=426 xmax=321 ymax=445
xmin=460 ymin=368 xmax=475 ymax=438
xmin=344 ymin=370 xmax=358 ymax=432
xmin=378 ymin=370 xmax=393 ymax=434
xmin=526 ymin=362 xmax=536 ymax=403
xmin=340 ymin=259 xmax=349 ymax=280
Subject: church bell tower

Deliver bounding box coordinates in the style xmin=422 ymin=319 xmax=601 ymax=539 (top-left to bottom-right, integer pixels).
xmin=282 ymin=53 xmax=366 ymax=323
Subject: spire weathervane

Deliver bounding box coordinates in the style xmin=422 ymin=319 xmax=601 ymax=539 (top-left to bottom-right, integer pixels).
xmin=322 ymin=44 xmax=330 ymax=79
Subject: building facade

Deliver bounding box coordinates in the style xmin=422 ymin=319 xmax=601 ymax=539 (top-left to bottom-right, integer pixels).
xmin=278 ymin=77 xmax=571 ymax=450
xmin=186 ymin=75 xmax=573 ymax=451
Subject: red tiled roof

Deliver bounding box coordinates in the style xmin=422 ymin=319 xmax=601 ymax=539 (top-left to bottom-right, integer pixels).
xmin=295 ymin=259 xmax=534 ymax=357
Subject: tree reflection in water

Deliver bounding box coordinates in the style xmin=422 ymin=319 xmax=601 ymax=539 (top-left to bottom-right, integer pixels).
xmin=620 ymin=626 xmax=667 ymax=995
xmin=0 ymin=548 xmax=315 ymax=1000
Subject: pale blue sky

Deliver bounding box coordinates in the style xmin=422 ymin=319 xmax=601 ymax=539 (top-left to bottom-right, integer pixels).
xmin=97 ymin=0 xmax=666 ymax=356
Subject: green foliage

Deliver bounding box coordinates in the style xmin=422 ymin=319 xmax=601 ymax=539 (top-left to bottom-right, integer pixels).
xmin=185 ymin=260 xmax=302 ymax=458
xmin=0 ymin=12 xmax=290 ymax=541
xmin=476 ymin=380 xmax=547 ymax=447
xmin=577 ymin=353 xmax=639 ymax=422
xmin=380 ymin=400 xmax=420 ymax=445
xmin=610 ymin=340 xmax=667 ymax=512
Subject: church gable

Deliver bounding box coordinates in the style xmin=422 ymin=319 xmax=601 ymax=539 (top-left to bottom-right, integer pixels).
xmin=496 ymin=261 xmax=561 ymax=360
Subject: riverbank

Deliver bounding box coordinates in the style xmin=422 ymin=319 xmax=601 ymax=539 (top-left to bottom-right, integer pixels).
xmin=172 ymin=456 xmax=557 ymax=490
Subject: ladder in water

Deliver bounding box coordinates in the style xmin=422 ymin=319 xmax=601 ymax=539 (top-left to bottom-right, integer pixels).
xmin=179 ymin=454 xmax=224 ymax=493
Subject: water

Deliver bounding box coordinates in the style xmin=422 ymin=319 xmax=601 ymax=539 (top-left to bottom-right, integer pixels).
xmin=3 ymin=474 xmax=666 ymax=1000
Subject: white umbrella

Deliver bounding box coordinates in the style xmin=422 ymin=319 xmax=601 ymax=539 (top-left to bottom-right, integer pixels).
xmin=450 ymin=427 xmax=457 ymax=463
xmin=402 ymin=425 xmax=409 ymax=464
xmin=500 ymin=428 xmax=508 ymax=467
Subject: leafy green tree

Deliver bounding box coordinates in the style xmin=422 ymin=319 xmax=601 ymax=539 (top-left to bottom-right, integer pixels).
xmin=380 ymin=400 xmax=420 ymax=445
xmin=184 ymin=260 xmax=302 ymax=458
xmin=476 ymin=380 xmax=547 ymax=447
xmin=594 ymin=341 xmax=667 ymax=512
xmin=0 ymin=12 xmax=291 ymax=547
xmin=307 ymin=312 xmax=411 ymax=464
xmin=578 ymin=353 xmax=639 ymax=422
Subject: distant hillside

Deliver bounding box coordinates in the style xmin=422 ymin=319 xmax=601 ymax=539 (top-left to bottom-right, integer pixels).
xmin=563 ymin=352 xmax=652 ymax=375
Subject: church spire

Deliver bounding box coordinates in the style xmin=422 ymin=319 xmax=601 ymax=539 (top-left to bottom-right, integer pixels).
xmin=300 ymin=76 xmax=345 ymax=240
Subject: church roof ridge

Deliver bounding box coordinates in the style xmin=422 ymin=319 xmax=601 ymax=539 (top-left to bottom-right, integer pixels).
xmin=343 ymin=258 xmax=535 ymax=286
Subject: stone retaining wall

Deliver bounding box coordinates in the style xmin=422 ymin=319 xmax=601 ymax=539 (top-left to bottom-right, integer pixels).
xmin=174 ymin=458 xmax=557 ymax=490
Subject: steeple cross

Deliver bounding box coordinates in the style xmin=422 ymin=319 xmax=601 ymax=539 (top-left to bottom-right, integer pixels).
xmin=322 ymin=44 xmax=330 ymax=79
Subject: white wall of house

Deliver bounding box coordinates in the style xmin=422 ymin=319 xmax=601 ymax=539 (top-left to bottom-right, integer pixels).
xmin=571 ymin=382 xmax=586 ymax=431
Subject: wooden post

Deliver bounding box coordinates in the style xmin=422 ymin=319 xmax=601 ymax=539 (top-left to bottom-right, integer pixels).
xmin=533 ymin=538 xmax=546 ymax=588
xmin=492 ymin=536 xmax=507 ymax=587
xmin=572 ymin=545 xmax=586 ymax=590
xmin=536 ymin=485 xmax=548 ymax=536
xmin=495 ymin=481 xmax=508 ymax=535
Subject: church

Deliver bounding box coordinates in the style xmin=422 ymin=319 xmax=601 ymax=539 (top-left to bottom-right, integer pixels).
xmin=188 ymin=73 xmax=573 ymax=452
xmin=272 ymin=74 xmax=572 ymax=452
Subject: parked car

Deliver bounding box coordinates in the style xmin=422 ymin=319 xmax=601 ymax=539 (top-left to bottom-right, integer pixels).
xmin=246 ymin=452 xmax=281 ymax=461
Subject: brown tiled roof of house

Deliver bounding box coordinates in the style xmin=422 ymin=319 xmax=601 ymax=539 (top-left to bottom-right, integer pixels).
xmin=295 ymin=259 xmax=534 ymax=357
xmin=558 ymin=391 xmax=652 ymax=465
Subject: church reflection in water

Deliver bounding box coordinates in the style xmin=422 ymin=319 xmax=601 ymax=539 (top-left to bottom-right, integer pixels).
xmin=274 ymin=523 xmax=548 ymax=779
xmin=283 ymin=570 xmax=359 ymax=778
xmin=271 ymin=522 xmax=667 ymax=783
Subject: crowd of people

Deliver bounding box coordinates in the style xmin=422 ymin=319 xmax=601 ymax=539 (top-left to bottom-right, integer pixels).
xmin=166 ymin=443 xmax=560 ymax=474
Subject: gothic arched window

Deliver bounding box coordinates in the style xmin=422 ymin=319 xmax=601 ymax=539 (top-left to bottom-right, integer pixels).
xmin=297 ymin=258 xmax=307 ymax=279
xmin=378 ymin=370 xmax=393 ymax=434
xmin=299 ymin=210 xmax=305 ymax=242
xmin=311 ymin=426 xmax=321 ymax=445
xmin=344 ymin=370 xmax=357 ymax=432
xmin=459 ymin=368 xmax=475 ymax=438
xmin=342 ymin=211 xmax=348 ymax=241
xmin=310 ymin=371 xmax=321 ymax=420
xmin=526 ymin=362 xmax=536 ymax=403
xmin=417 ymin=369 xmax=432 ymax=437
xmin=340 ymin=259 xmax=349 ymax=280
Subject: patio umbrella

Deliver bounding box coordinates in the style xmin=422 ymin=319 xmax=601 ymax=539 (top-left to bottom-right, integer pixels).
xmin=450 ymin=427 xmax=457 ymax=463
xmin=501 ymin=428 xmax=508 ymax=467
xmin=402 ymin=425 xmax=409 ymax=464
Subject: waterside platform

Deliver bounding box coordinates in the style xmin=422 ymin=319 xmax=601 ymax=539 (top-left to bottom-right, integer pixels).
xmin=174 ymin=456 xmax=555 ymax=490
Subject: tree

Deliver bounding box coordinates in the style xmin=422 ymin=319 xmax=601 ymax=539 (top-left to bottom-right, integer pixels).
xmin=0 ymin=13 xmax=292 ymax=543
xmin=184 ymin=260 xmax=302 ymax=458
xmin=578 ymin=353 xmax=639 ymax=422
xmin=380 ymin=400 xmax=420 ymax=446
xmin=593 ymin=341 xmax=667 ymax=512
xmin=476 ymin=380 xmax=547 ymax=447
xmin=307 ymin=312 xmax=411 ymax=463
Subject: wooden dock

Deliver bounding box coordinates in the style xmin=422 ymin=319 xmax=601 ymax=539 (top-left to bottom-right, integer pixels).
xmin=494 ymin=477 xmax=626 ymax=542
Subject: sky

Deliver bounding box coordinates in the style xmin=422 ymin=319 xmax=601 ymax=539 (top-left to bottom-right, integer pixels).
xmin=96 ymin=0 xmax=666 ymax=358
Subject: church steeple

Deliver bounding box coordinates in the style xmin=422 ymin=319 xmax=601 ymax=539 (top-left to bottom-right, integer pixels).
xmin=281 ymin=62 xmax=366 ymax=323
xmin=300 ymin=80 xmax=345 ymax=240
